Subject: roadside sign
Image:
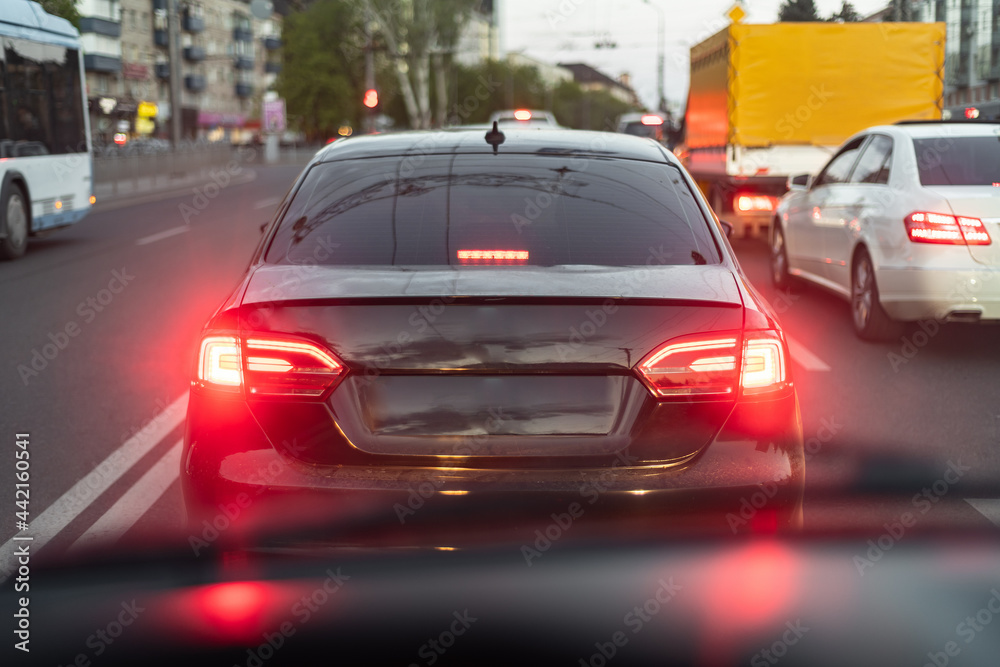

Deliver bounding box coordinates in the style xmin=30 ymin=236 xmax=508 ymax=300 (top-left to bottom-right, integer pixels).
xmin=263 ymin=98 xmax=286 ymax=133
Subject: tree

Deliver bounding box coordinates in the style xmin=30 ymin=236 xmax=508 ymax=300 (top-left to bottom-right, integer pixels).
xmin=38 ymin=0 xmax=80 ymax=28
xmin=276 ymin=1 xmax=366 ymax=140
xmin=362 ymin=0 xmax=480 ymax=129
xmin=778 ymin=0 xmax=820 ymax=21
xmin=829 ymin=1 xmax=862 ymax=22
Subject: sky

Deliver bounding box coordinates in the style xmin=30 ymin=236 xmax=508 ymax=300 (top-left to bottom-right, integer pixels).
xmin=498 ymin=0 xmax=890 ymax=111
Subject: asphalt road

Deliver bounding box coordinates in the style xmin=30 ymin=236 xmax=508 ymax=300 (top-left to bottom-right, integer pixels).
xmin=1 ymin=165 xmax=998 ymax=570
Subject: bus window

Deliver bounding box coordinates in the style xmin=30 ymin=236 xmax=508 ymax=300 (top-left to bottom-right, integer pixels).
xmin=3 ymin=37 xmax=86 ymax=156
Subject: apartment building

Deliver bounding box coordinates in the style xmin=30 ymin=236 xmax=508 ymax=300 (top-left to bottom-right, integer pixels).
xmin=78 ymin=0 xmax=283 ymax=143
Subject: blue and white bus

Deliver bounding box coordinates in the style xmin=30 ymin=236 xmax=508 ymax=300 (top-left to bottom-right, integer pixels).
xmin=0 ymin=0 xmax=92 ymax=260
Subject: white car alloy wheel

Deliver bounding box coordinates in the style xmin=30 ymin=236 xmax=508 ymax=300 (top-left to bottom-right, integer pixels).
xmin=771 ymin=223 xmax=791 ymax=289
xmin=851 ymin=250 xmax=899 ymax=342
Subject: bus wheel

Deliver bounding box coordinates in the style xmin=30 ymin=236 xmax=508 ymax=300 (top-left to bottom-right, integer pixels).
xmin=0 ymin=182 xmax=28 ymax=260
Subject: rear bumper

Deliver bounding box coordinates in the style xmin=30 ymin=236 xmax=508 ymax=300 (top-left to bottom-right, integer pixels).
xmin=877 ymin=264 xmax=1000 ymax=322
xmin=182 ymin=391 xmax=804 ymax=538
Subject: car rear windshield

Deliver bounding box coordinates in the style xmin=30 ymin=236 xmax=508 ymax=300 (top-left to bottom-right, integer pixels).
xmin=266 ymin=154 xmax=719 ymax=267
xmin=913 ymin=135 xmax=1000 ymax=186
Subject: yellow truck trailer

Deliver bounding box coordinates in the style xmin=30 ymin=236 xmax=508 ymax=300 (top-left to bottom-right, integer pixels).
xmin=683 ymin=20 xmax=945 ymax=238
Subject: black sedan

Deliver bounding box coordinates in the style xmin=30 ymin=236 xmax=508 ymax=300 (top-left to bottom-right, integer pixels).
xmin=182 ymin=127 xmax=803 ymax=539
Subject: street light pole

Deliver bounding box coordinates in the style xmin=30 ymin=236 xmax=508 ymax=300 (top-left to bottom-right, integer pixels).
xmin=643 ymin=0 xmax=666 ymax=112
xmin=167 ymin=0 xmax=182 ymax=146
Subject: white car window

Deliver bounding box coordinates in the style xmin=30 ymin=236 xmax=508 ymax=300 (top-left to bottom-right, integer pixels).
xmin=849 ymin=135 xmax=893 ymax=185
xmin=814 ymin=137 xmax=866 ymax=187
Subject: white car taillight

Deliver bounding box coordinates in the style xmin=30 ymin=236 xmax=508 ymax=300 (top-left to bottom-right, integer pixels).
xmin=741 ymin=333 xmax=787 ymax=395
xmin=198 ymin=336 xmax=242 ymax=389
xmin=904 ymin=212 xmax=991 ymax=246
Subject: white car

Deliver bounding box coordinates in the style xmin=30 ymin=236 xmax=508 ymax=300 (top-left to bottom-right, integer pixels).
xmin=771 ymin=121 xmax=1000 ymax=340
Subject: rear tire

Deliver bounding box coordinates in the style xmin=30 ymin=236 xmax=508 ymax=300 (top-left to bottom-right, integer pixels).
xmin=0 ymin=181 xmax=28 ymax=260
xmin=851 ymin=248 xmax=900 ymax=342
xmin=770 ymin=222 xmax=794 ymax=291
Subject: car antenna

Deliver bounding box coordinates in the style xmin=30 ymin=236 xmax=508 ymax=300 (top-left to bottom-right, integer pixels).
xmin=485 ymin=121 xmax=505 ymax=154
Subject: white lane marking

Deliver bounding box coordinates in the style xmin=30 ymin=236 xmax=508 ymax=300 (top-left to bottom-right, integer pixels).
xmin=965 ymin=499 xmax=1000 ymax=528
xmin=70 ymin=440 xmax=183 ymax=553
xmin=785 ymin=336 xmax=831 ymax=372
xmin=0 ymin=394 xmax=187 ymax=581
xmin=253 ymin=196 xmax=282 ymax=210
xmin=136 ymin=225 xmax=189 ymax=246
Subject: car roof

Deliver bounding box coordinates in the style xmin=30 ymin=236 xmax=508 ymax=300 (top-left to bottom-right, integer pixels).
xmin=312 ymin=128 xmax=675 ymax=165
xmin=864 ymin=121 xmax=1000 ymax=140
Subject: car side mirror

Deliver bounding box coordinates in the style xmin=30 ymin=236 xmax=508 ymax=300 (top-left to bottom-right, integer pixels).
xmin=720 ymin=220 xmax=734 ymax=238
xmin=788 ymin=173 xmax=812 ymax=190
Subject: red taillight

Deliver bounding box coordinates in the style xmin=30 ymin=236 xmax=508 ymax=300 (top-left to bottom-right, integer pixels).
xmin=640 ymin=114 xmax=663 ymax=126
xmin=636 ymin=331 xmax=788 ymax=400
xmin=904 ymin=212 xmax=991 ymax=246
xmin=244 ymin=337 xmax=344 ymax=397
xmin=197 ymin=335 xmax=345 ymax=398
xmin=637 ymin=334 xmax=739 ymax=398
xmin=513 ymin=109 xmax=532 ymax=121
xmin=736 ymin=195 xmax=776 ymax=213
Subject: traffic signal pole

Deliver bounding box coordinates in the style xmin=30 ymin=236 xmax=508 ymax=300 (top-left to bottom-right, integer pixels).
xmin=364 ymin=20 xmax=376 ymax=133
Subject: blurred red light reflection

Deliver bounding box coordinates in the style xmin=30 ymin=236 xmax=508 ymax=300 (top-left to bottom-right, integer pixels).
xmin=198 ymin=581 xmax=270 ymax=627
xmin=702 ymin=541 xmax=798 ymax=632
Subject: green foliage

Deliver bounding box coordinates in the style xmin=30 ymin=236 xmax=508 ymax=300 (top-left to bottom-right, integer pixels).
xmin=829 ymin=1 xmax=862 ymax=22
xmin=778 ymin=0 xmax=820 ymax=21
xmin=278 ymin=1 xmax=638 ymax=134
xmin=275 ymin=0 xmax=366 ymax=139
xmin=38 ymin=0 xmax=80 ymax=28
xmin=441 ymin=61 xmax=638 ymax=131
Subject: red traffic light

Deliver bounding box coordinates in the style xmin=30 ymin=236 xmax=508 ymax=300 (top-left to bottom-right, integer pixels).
xmin=363 ymin=89 xmax=379 ymax=109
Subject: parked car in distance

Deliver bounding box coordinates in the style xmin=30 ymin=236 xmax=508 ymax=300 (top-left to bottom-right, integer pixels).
xmin=772 ymin=121 xmax=1000 ymax=340
xmin=617 ymin=112 xmax=671 ymax=147
xmin=488 ymin=109 xmax=561 ymax=128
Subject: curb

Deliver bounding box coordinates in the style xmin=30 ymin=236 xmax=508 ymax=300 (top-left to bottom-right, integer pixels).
xmin=92 ymin=169 xmax=259 ymax=214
